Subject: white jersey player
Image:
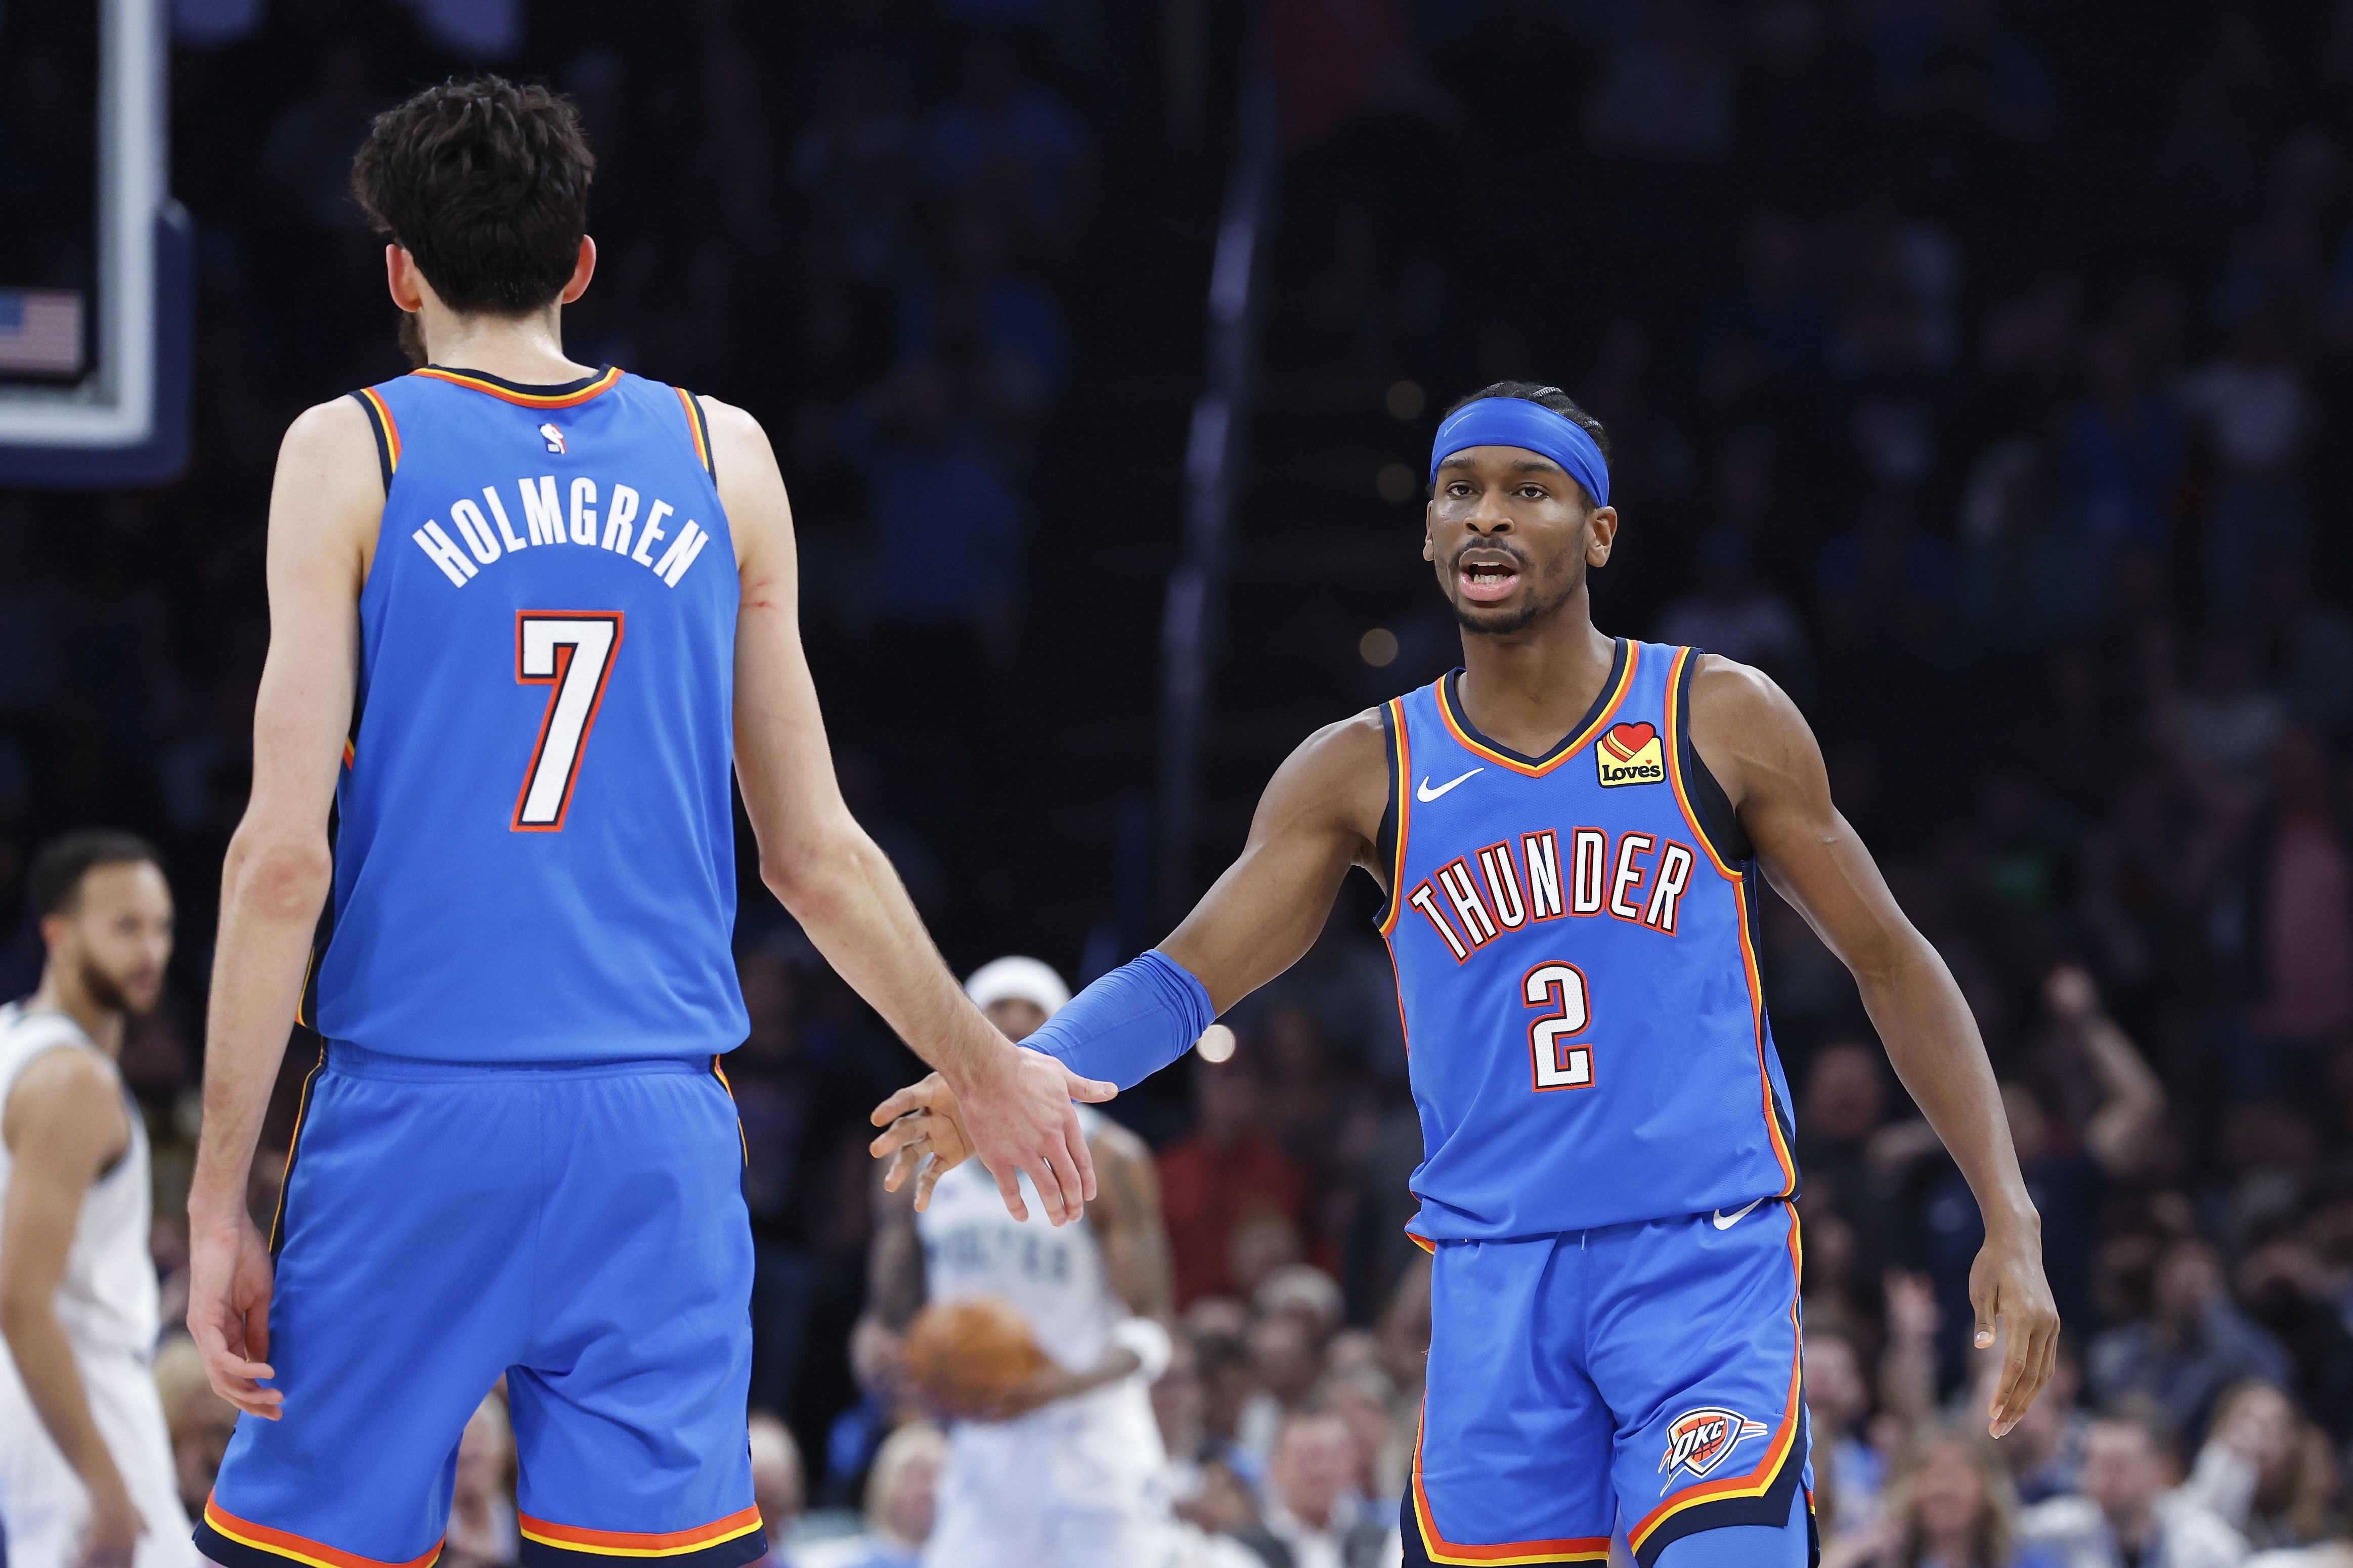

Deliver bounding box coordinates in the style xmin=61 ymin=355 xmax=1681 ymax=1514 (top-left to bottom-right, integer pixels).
xmin=867 ymin=957 xmax=1181 ymax=1568
xmin=0 ymin=833 xmax=193 ymax=1568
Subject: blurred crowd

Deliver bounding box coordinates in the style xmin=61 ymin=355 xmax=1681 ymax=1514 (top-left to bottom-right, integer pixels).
xmin=7 ymin=0 xmax=2353 ymax=1564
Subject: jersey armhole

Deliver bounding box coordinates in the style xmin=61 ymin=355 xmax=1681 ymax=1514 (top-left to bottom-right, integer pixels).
xmin=349 ymin=387 xmax=400 ymax=496
xmin=1373 ymin=699 xmax=1405 ymax=932
xmin=674 ymin=386 xmax=717 ymax=482
xmin=1673 ymin=651 xmax=1754 ymax=867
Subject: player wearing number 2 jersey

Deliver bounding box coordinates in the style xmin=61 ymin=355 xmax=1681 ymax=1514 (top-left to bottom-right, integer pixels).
xmin=184 ymin=77 xmax=1115 ymax=1568
xmin=871 ymin=382 xmax=2062 ymax=1568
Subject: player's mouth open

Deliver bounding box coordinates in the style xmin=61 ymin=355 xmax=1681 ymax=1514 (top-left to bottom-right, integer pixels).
xmin=1458 ymin=555 xmax=1521 ymax=603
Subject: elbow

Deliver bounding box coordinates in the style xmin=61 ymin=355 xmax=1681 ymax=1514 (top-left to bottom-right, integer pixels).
xmin=759 ymin=820 xmax=873 ymax=919
xmin=226 ymin=830 xmax=334 ymax=921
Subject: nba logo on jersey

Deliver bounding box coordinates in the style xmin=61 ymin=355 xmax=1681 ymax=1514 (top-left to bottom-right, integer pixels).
xmin=1596 ymin=721 xmax=1663 ymax=787
xmin=539 ymin=422 xmax=567 ymax=454
xmin=1658 ymin=1408 xmax=1769 ymax=1487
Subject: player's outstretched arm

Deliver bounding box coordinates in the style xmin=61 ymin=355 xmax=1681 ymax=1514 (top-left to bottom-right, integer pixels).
xmin=2 ymin=1050 xmax=144 ymax=1564
xmin=708 ymin=397 xmax=1110 ymax=1227
xmin=871 ymin=710 xmax=1387 ymax=1200
xmin=188 ymin=398 xmax=374 ymax=1419
xmin=1688 ymin=656 xmax=2059 ymax=1438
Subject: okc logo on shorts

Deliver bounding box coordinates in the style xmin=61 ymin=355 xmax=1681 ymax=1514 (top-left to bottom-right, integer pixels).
xmin=1657 ymin=1407 xmax=1768 ymax=1491
xmin=539 ymin=422 xmax=567 ymax=455
xmin=1597 ymin=721 xmax=1664 ymax=787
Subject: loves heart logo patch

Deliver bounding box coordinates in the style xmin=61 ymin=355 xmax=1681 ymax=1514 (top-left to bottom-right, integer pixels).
xmin=1596 ymin=721 xmax=1665 ymax=787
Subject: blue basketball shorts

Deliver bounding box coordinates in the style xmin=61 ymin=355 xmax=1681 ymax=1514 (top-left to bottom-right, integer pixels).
xmin=1403 ymin=1201 xmax=1814 ymax=1567
xmin=198 ymin=1044 xmax=762 ymax=1568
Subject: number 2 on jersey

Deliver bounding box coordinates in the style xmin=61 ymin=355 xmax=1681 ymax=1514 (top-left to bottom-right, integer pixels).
xmin=513 ymin=612 xmax=623 ymax=831
xmin=1523 ymin=961 xmax=1594 ymax=1091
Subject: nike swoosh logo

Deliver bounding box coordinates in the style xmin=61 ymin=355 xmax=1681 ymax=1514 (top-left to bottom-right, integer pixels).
xmin=1712 ymin=1198 xmax=1765 ymax=1230
xmin=1417 ymin=768 xmax=1484 ymax=802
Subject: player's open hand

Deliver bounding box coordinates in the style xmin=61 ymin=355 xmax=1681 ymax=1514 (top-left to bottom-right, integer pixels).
xmin=1970 ymin=1221 xmax=2059 ymax=1439
xmin=869 ymin=1072 xmax=972 ymax=1210
xmin=958 ymin=1045 xmax=1116 ymax=1226
xmin=188 ymin=1208 xmax=284 ymax=1420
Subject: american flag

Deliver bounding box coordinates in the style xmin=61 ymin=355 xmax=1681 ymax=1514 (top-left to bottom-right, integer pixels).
xmin=0 ymin=289 xmax=85 ymax=376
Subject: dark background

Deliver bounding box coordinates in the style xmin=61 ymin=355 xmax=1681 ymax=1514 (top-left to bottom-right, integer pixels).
xmin=5 ymin=0 xmax=2353 ymax=1544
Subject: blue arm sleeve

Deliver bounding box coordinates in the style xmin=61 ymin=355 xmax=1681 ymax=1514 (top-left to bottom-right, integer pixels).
xmin=1021 ymin=949 xmax=1217 ymax=1092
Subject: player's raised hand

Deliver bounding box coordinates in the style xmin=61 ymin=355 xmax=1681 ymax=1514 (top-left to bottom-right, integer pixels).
xmin=188 ymin=1209 xmax=284 ymax=1420
xmin=1970 ymin=1223 xmax=2059 ymax=1439
xmin=869 ymin=1072 xmax=973 ymax=1210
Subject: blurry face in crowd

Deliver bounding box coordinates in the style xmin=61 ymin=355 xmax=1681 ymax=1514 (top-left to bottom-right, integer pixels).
xmin=2211 ymin=1384 xmax=2297 ymax=1488
xmin=1803 ymin=1334 xmax=1866 ymax=1435
xmin=1151 ymin=1338 xmax=1205 ymax=1458
xmin=1800 ymin=1043 xmax=1885 ymax=1144
xmin=1908 ymin=1439 xmax=1989 ymax=1539
xmin=1272 ymin=1414 xmax=1359 ymax=1529
xmin=1249 ymin=1314 xmax=1322 ymax=1405
xmin=1424 ymin=446 xmax=1616 ymax=638
xmin=2081 ymin=1422 xmax=2165 ymax=1519
xmin=43 ymin=860 xmax=173 ymax=1017
xmin=2153 ymin=1241 xmax=2224 ymax=1326
xmin=171 ymin=1390 xmax=238 ymax=1511
xmin=982 ymin=997 xmax=1049 ymax=1044
xmin=452 ymin=1398 xmax=513 ymax=1506
xmin=747 ymin=1413 xmax=803 ymax=1540
xmin=878 ymin=1439 xmax=942 ymax=1543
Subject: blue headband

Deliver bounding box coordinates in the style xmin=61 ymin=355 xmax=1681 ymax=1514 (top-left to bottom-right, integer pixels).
xmin=1428 ymin=397 xmax=1610 ymax=508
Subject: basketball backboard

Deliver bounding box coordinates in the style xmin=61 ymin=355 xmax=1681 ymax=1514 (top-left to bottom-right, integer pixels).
xmin=0 ymin=0 xmax=191 ymax=487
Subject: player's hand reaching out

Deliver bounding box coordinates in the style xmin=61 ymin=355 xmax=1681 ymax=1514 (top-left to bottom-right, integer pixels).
xmin=1970 ymin=1217 xmax=2059 ymax=1439
xmin=870 ymin=1048 xmax=1114 ymax=1224
xmin=187 ymin=1207 xmax=284 ymax=1420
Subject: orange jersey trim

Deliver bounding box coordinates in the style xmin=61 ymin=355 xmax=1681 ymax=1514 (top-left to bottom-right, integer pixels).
xmin=517 ymin=1506 xmax=764 ymax=1557
xmin=1379 ymin=696 xmax=1413 ymax=937
xmin=1661 ymin=646 xmax=1798 ymax=1194
xmin=1436 ymin=644 xmax=1639 ymax=778
xmin=356 ymin=386 xmax=401 ymax=472
xmin=1625 ymin=1216 xmax=1806 ymax=1551
xmin=675 ymin=386 xmax=714 ymax=476
xmin=203 ymin=1497 xmax=442 ymax=1568
xmin=411 ymin=365 xmax=623 ymax=408
xmin=1409 ymin=1407 xmax=1612 ymax=1563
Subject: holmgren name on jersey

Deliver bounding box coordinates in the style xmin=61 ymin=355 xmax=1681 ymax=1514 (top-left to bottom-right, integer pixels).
xmin=409 ymin=472 xmax=716 ymax=589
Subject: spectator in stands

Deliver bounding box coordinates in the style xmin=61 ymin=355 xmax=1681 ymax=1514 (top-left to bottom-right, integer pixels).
xmin=1806 ymin=1327 xmax=1888 ymax=1541
xmin=1824 ymin=1425 xmax=2055 ymax=1568
xmin=1228 ymin=1410 xmax=1400 ymax=1568
xmin=444 ymin=1393 xmax=518 ymax=1568
xmin=2089 ymin=1239 xmax=2295 ymax=1442
xmin=1969 ymin=1337 xmax=2091 ymax=1507
xmin=1161 ymin=1057 xmax=1311 ymax=1306
xmin=2178 ymin=1382 xmax=2340 ymax=1550
xmin=2019 ymin=1410 xmax=2247 ymax=1568
xmin=797 ymin=1421 xmax=945 ymax=1568
xmin=152 ymin=1335 xmax=236 ymax=1517
xmin=750 ymin=1411 xmax=807 ymax=1566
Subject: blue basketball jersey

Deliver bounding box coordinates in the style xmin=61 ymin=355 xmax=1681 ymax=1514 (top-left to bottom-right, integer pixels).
xmin=309 ymin=365 xmax=748 ymax=1062
xmin=1380 ymin=639 xmax=1799 ymax=1240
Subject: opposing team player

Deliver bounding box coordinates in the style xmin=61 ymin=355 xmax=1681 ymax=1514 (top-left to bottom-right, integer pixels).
xmin=868 ymin=957 xmax=1179 ymax=1568
xmin=873 ymin=384 xmax=2060 ymax=1566
xmin=0 ymin=833 xmax=191 ymax=1568
xmin=183 ymin=77 xmax=1109 ymax=1568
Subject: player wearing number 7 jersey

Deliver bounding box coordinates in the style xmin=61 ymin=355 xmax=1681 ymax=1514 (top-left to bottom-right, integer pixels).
xmin=870 ymin=382 xmax=2062 ymax=1567
xmin=184 ymin=77 xmax=1112 ymax=1568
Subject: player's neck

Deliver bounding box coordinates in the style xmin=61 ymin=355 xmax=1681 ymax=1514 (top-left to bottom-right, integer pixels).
xmin=419 ymin=306 xmax=597 ymax=387
xmin=29 ymin=967 xmax=123 ymax=1058
xmin=1454 ymin=603 xmax=1618 ymax=756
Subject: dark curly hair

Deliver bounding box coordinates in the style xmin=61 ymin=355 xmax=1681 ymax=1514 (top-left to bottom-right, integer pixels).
xmin=351 ymin=75 xmax=595 ymax=319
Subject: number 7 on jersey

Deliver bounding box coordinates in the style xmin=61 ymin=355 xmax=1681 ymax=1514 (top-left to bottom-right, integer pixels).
xmin=513 ymin=612 xmax=623 ymax=832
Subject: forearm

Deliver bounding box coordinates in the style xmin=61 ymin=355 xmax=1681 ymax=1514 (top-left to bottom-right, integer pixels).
xmin=1857 ymin=935 xmax=2036 ymax=1234
xmin=765 ymin=825 xmax=1011 ymax=1095
xmin=191 ymin=829 xmax=330 ymax=1222
xmin=0 ymin=1306 xmax=127 ymax=1501
xmin=1020 ymin=951 xmax=1215 ymax=1092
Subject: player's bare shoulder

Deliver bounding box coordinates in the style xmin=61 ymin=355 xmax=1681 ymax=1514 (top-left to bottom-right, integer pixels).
xmin=2 ymin=1044 xmax=130 ymax=1162
xmin=1258 ymin=706 xmax=1391 ymax=855
xmin=269 ymin=395 xmax=383 ymax=584
xmin=693 ymin=394 xmax=790 ymax=574
xmin=1683 ymin=652 xmax=1820 ymax=811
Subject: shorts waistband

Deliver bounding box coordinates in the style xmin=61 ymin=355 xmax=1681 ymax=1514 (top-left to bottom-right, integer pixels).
xmin=325 ymin=1041 xmax=718 ymax=1082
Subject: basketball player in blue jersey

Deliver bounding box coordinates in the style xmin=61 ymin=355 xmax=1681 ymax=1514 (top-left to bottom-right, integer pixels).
xmin=179 ymin=77 xmax=1113 ymax=1568
xmin=871 ymin=382 xmax=2061 ymax=1566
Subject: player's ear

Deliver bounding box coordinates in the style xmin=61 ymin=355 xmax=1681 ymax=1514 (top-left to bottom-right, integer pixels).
xmin=1585 ymin=505 xmax=1618 ymax=568
xmin=1422 ymin=503 xmax=1435 ymax=562
xmin=384 ymin=245 xmax=426 ymax=314
xmin=560 ymin=236 xmax=597 ymax=306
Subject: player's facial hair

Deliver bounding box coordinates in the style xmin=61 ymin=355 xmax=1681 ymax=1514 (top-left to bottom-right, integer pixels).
xmin=1449 ymin=543 xmax=1587 ymax=637
xmin=75 ymin=950 xmax=135 ymax=1016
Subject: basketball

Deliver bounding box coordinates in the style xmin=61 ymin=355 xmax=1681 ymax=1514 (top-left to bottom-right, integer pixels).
xmin=901 ymin=1295 xmax=1050 ymax=1419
